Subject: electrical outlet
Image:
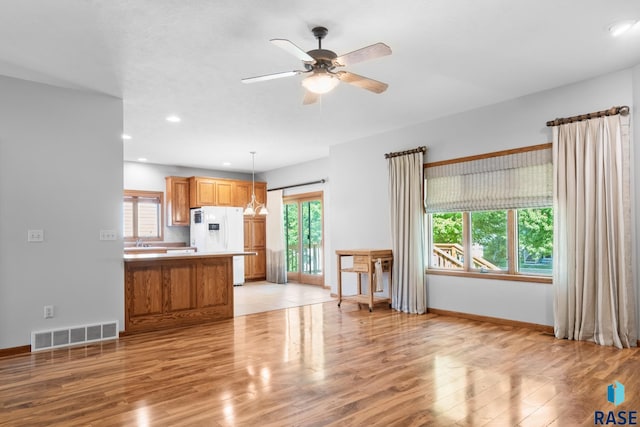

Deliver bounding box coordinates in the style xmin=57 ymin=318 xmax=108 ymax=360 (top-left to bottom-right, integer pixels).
xmin=44 ymin=305 xmax=54 ymax=319
xmin=99 ymin=229 xmax=117 ymax=241
xmin=27 ymin=229 xmax=44 ymax=242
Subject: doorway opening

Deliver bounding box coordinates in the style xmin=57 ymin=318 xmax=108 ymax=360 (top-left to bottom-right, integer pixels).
xmin=283 ymin=191 xmax=324 ymax=286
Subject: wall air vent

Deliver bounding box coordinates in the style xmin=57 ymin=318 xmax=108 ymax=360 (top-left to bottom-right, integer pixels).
xmin=31 ymin=321 xmax=118 ymax=352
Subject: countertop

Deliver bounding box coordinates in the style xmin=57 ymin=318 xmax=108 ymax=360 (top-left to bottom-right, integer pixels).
xmin=123 ymin=246 xmax=197 ymax=253
xmin=124 ymin=251 xmax=257 ymax=262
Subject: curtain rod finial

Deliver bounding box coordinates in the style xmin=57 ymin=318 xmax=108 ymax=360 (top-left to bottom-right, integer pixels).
xmin=384 ymin=146 xmax=426 ymax=159
xmin=546 ymin=106 xmax=630 ymax=127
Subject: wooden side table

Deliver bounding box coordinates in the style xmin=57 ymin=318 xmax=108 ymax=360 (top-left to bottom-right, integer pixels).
xmin=336 ymin=249 xmax=393 ymax=312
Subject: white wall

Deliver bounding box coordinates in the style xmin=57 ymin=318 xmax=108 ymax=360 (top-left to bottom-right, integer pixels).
xmin=0 ymin=76 xmax=123 ymax=348
xmin=124 ymin=161 xmax=252 ymax=244
xmin=315 ymin=68 xmax=635 ymax=327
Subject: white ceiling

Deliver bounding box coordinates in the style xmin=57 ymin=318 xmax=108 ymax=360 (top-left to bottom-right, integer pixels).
xmin=2 ymin=1 xmax=640 ymax=173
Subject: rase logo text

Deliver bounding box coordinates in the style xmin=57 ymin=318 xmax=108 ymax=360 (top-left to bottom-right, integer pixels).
xmin=594 ymin=381 xmax=637 ymax=425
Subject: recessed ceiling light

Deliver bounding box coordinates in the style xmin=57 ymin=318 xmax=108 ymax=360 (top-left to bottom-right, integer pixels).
xmin=223 ymin=162 xmax=231 ymax=166
xmin=166 ymin=115 xmax=181 ymax=123
xmin=137 ymin=157 xmax=148 ymax=162
xmin=608 ymin=20 xmax=637 ymax=37
xmin=121 ymin=134 xmax=132 ymax=140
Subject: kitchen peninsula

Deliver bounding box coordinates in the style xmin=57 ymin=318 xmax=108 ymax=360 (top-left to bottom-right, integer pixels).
xmin=124 ymin=251 xmax=255 ymax=333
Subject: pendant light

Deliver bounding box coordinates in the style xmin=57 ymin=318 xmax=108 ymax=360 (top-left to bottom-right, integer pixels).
xmin=244 ymin=151 xmax=268 ymax=216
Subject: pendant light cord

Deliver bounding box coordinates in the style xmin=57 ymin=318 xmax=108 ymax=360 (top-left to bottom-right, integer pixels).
xmin=251 ymin=151 xmax=256 ymax=201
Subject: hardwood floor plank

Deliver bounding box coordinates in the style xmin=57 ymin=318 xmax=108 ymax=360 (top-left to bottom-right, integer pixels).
xmin=1 ymin=302 xmax=639 ymax=426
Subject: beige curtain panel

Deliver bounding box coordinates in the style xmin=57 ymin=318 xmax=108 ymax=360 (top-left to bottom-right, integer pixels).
xmin=388 ymin=150 xmax=426 ymax=314
xmin=552 ymin=113 xmax=637 ymax=348
xmin=425 ymin=148 xmax=552 ymax=212
xmin=266 ymin=189 xmax=287 ymax=284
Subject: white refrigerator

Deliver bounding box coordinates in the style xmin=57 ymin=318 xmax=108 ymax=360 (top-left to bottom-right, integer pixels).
xmin=190 ymin=206 xmax=245 ymax=285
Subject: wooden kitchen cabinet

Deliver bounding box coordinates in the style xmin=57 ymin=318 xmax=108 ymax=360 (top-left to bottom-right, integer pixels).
xmin=244 ymin=216 xmax=266 ymax=280
xmin=168 ymin=176 xmax=267 ymax=281
xmin=189 ymin=177 xmax=246 ymax=207
xmin=255 ymin=182 xmax=267 ymax=209
xmin=189 ymin=177 xmax=216 ymax=207
xmin=234 ymin=181 xmax=267 ymax=209
xmin=165 ymin=176 xmax=191 ymax=226
xmin=250 ymin=216 xmax=266 ymax=247
xmin=215 ymin=179 xmax=234 ymax=206
xmin=233 ymin=181 xmax=252 ymax=208
xmin=249 ymin=248 xmax=266 ymax=278
xmin=124 ymin=253 xmax=237 ymax=333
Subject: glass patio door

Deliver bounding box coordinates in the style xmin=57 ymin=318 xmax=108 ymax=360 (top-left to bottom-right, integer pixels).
xmin=283 ymin=192 xmax=324 ymax=286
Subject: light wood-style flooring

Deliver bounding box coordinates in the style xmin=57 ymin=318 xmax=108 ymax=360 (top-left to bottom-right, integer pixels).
xmin=234 ymin=281 xmax=334 ymax=316
xmin=1 ymin=301 xmax=639 ymax=426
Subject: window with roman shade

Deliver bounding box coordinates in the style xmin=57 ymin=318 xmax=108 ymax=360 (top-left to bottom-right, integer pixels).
xmin=425 ymin=146 xmax=552 ymax=213
xmin=425 ymin=144 xmax=553 ymax=280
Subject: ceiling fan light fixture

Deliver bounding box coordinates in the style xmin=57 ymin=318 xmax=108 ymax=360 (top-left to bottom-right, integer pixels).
xmin=302 ymin=71 xmax=340 ymax=94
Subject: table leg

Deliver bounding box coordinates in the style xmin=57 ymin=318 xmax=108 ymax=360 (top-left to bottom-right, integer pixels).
xmin=337 ymin=254 xmax=342 ymax=307
xmin=369 ymin=260 xmax=374 ymax=312
xmin=389 ymin=259 xmax=393 ymax=309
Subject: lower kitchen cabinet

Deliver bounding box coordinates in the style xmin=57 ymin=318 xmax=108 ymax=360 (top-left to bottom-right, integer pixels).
xmin=244 ymin=216 xmax=266 ymax=280
xmin=124 ymin=254 xmax=235 ymax=333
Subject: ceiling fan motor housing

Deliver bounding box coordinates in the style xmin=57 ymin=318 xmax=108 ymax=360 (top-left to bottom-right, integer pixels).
xmin=306 ymin=27 xmax=336 ymax=71
xmin=305 ymin=49 xmax=337 ymax=71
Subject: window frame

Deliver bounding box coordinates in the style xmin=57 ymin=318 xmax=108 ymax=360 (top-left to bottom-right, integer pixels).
xmin=425 ymin=144 xmax=552 ymax=284
xmin=123 ymin=189 xmax=164 ymax=242
xmin=428 ymin=209 xmax=551 ymax=283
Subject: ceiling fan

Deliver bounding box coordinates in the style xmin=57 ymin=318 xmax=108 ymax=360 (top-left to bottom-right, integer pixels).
xmin=241 ymin=26 xmax=392 ymax=105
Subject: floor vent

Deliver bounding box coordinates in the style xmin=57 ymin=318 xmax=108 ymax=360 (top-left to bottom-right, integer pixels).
xmin=31 ymin=321 xmax=118 ymax=352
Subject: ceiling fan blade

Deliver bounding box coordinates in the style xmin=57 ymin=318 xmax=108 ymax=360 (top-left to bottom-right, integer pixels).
xmin=303 ymin=90 xmax=320 ymax=105
xmin=333 ymin=42 xmax=391 ymax=67
xmin=335 ymin=71 xmax=388 ymax=94
xmin=270 ymin=39 xmax=315 ymax=63
xmin=241 ymin=70 xmax=303 ymax=84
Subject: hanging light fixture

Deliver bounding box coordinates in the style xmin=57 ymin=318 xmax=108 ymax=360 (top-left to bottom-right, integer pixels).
xmin=244 ymin=151 xmax=268 ymax=216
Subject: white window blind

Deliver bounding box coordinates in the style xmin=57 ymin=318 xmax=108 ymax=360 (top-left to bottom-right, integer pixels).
xmin=137 ymin=201 xmax=160 ymax=237
xmin=425 ymin=147 xmax=552 ymax=213
xmin=123 ymin=201 xmax=134 ymax=238
xmin=123 ymin=194 xmax=161 ymax=239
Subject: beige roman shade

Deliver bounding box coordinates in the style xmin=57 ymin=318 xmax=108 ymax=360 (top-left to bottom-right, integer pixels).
xmin=425 ymin=147 xmax=552 ymax=213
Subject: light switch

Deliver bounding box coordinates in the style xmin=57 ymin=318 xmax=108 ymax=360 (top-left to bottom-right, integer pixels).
xmin=27 ymin=229 xmax=44 ymax=242
xmin=100 ymin=229 xmax=118 ymax=241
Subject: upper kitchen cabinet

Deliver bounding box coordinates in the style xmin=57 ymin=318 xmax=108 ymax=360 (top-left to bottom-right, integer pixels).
xmin=255 ymin=182 xmax=267 ymax=210
xmin=215 ymin=179 xmax=234 ymax=206
xmin=233 ymin=181 xmax=267 ymax=209
xmin=165 ymin=176 xmax=190 ymax=226
xmin=233 ymin=181 xmax=252 ymax=208
xmin=189 ymin=177 xmax=216 ymax=207
xmin=189 ymin=177 xmax=238 ymax=208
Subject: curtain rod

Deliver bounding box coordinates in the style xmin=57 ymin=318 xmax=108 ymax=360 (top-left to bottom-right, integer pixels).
xmin=384 ymin=146 xmax=426 ymax=159
xmin=546 ymin=105 xmax=629 ymax=127
xmin=267 ymin=179 xmax=326 ymax=192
